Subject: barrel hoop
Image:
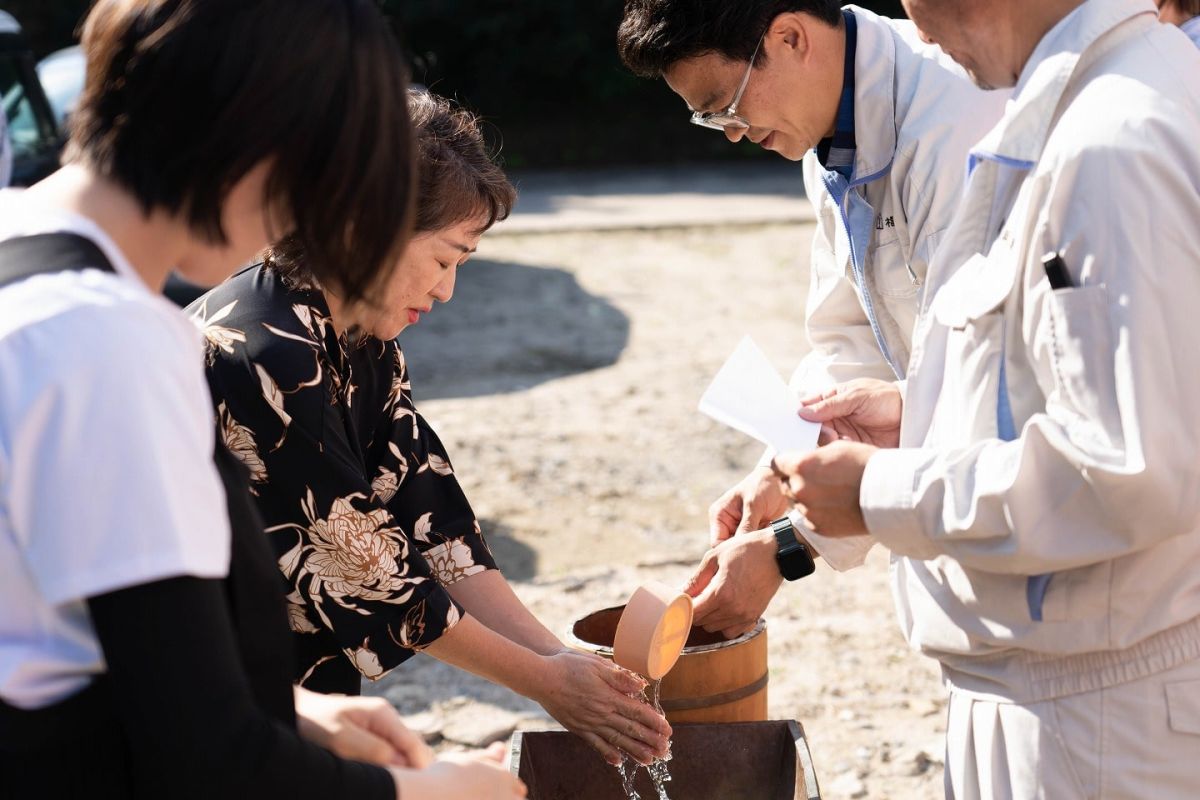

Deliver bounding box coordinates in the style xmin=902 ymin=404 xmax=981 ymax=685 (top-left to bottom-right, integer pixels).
xmin=659 ymin=672 xmax=769 ymax=712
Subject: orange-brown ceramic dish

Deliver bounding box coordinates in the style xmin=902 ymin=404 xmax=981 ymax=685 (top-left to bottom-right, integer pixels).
xmin=612 ymin=581 xmax=695 ymax=680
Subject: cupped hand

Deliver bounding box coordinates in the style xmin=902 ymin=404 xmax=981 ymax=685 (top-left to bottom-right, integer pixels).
xmin=685 ymin=527 xmax=781 ymax=639
xmin=533 ymin=650 xmax=671 ymax=767
xmin=798 ymin=379 xmax=902 ymax=447
xmin=708 ymin=466 xmax=791 ymax=546
xmin=295 ymin=686 xmax=434 ymax=768
xmin=391 ymin=742 xmax=526 ymax=799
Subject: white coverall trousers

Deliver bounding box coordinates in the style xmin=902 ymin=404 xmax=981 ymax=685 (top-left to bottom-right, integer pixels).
xmin=945 ymin=656 xmax=1200 ymax=799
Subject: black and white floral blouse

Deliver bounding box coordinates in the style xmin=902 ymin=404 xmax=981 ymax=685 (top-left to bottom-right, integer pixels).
xmin=188 ymin=265 xmax=497 ymax=694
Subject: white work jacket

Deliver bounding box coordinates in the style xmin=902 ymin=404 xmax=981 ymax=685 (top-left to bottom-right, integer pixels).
xmin=862 ymin=0 xmax=1200 ymax=703
xmin=791 ymin=5 xmax=1007 ymax=390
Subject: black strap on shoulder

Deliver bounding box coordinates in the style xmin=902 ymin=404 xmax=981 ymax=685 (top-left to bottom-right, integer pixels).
xmin=0 ymin=232 xmax=116 ymax=291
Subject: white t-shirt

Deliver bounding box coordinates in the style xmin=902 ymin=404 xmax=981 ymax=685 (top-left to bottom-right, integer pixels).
xmin=0 ymin=191 xmax=231 ymax=709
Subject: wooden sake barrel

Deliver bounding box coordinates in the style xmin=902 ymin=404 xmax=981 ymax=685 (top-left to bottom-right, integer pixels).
xmin=567 ymin=606 xmax=768 ymax=724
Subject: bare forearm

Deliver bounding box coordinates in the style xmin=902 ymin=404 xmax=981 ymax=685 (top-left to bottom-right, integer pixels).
xmin=446 ymin=570 xmax=562 ymax=656
xmin=424 ymin=613 xmax=549 ymax=699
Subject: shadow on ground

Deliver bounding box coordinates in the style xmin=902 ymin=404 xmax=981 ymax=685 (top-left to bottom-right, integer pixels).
xmin=481 ymin=518 xmax=538 ymax=582
xmin=398 ymin=259 xmax=629 ymax=400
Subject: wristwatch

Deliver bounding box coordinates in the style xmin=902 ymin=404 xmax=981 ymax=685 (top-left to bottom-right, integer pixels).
xmin=771 ymin=516 xmax=816 ymax=581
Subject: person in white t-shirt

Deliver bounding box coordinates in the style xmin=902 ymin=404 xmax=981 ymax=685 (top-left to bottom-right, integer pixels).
xmin=0 ymin=1 xmax=522 ymax=799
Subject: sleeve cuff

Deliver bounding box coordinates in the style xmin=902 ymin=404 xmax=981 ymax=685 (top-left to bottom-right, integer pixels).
xmin=860 ymin=447 xmax=942 ymax=560
xmin=788 ymin=509 xmax=873 ymax=571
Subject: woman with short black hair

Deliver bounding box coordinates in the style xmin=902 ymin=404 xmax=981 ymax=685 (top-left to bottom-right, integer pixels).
xmin=0 ymin=1 xmax=521 ymax=798
xmin=192 ymin=89 xmax=673 ymax=770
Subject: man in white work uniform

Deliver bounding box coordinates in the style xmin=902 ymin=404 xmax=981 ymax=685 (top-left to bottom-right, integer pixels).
xmin=771 ymin=0 xmax=1200 ymax=795
xmin=617 ymin=1 xmax=1007 ymax=637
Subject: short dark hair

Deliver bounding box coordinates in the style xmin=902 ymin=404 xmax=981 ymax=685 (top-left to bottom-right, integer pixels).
xmin=618 ymin=0 xmax=842 ymax=77
xmin=408 ymin=90 xmax=516 ymax=235
xmin=67 ymin=0 xmax=413 ymax=305
xmin=1166 ymin=0 xmax=1200 ymax=17
xmin=265 ymin=90 xmax=514 ymax=290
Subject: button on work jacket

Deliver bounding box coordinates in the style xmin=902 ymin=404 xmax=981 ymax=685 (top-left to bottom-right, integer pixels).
xmin=862 ymin=0 xmax=1200 ymax=702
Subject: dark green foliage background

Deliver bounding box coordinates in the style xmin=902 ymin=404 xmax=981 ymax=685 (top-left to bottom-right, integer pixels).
xmin=3 ymin=0 xmax=90 ymax=57
xmin=10 ymin=0 xmax=908 ymax=167
xmin=386 ymin=0 xmax=907 ymax=166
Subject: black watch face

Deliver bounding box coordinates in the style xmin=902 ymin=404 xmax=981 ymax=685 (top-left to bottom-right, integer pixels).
xmin=779 ymin=544 xmax=815 ymax=581
xmin=773 ymin=520 xmax=814 ymax=581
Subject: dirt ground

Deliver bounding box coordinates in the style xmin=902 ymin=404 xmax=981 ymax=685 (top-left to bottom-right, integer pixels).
xmin=366 ymin=222 xmax=948 ymax=799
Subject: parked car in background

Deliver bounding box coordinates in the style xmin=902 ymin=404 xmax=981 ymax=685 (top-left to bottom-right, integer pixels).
xmin=1 ymin=9 xmax=82 ymax=186
xmin=34 ymin=44 xmax=83 ymax=129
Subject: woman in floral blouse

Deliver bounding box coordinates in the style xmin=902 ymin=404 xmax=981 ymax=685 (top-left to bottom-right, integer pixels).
xmin=190 ymin=91 xmax=670 ymax=768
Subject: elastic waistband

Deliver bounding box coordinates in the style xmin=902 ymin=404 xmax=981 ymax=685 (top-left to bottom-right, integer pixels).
xmin=942 ymin=615 xmax=1200 ymax=703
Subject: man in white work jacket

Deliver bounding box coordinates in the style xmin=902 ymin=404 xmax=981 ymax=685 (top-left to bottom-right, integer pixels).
xmin=772 ymin=0 xmax=1200 ymax=795
xmin=617 ymin=1 xmax=1007 ymax=637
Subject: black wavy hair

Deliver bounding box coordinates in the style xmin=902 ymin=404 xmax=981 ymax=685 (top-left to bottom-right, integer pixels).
xmin=69 ymin=0 xmax=413 ymax=305
xmin=618 ymin=0 xmax=842 ymax=77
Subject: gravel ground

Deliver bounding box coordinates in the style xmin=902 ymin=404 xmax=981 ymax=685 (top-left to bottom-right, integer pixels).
xmin=365 ymin=222 xmax=947 ymax=799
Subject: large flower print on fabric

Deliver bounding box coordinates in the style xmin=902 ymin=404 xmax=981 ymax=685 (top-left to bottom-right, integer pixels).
xmin=388 ymin=599 xmax=461 ymax=652
xmin=190 ymin=297 xmax=247 ymax=364
xmin=271 ymin=489 xmax=428 ymax=630
xmin=386 ymin=348 xmax=420 ymax=439
xmin=217 ymin=401 xmax=267 ymax=488
xmin=424 ymin=538 xmax=488 ymax=586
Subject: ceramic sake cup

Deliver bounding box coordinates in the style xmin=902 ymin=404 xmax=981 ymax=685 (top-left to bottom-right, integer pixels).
xmin=612 ymin=581 xmax=694 ymax=680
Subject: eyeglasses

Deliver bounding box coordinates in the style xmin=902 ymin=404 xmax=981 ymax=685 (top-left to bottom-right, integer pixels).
xmin=689 ymin=31 xmax=766 ymax=132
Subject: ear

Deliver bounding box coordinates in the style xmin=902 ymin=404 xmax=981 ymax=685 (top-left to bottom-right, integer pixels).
xmin=763 ymin=11 xmax=812 ymax=63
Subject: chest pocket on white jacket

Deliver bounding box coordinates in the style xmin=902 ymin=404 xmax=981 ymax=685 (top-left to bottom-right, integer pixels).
xmin=928 ymin=250 xmax=1018 ymax=443
xmin=1030 ymin=284 xmax=1120 ymax=448
xmin=870 ymin=238 xmax=922 ymax=301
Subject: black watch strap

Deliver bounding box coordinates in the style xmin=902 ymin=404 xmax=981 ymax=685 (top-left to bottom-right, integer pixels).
xmin=771 ymin=516 xmax=816 ymax=581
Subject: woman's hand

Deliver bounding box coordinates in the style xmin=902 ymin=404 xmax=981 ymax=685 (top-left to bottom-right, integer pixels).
xmin=532 ymin=649 xmax=672 ymax=767
xmin=391 ymin=742 xmax=526 ymax=799
xmin=423 ymin=617 xmax=669 ymax=766
xmin=295 ymin=686 xmax=433 ymax=768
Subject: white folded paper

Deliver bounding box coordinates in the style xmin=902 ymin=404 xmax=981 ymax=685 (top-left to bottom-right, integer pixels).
xmin=697 ymin=336 xmax=819 ymax=454
xmin=698 ymin=335 xmax=873 ymax=572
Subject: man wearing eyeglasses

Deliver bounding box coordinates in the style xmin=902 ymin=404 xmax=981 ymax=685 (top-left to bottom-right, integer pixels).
xmin=617 ymin=2 xmax=1006 ymax=636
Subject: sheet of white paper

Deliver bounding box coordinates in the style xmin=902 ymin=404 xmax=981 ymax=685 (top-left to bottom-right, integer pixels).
xmin=698 ymin=336 xmax=819 ymax=454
